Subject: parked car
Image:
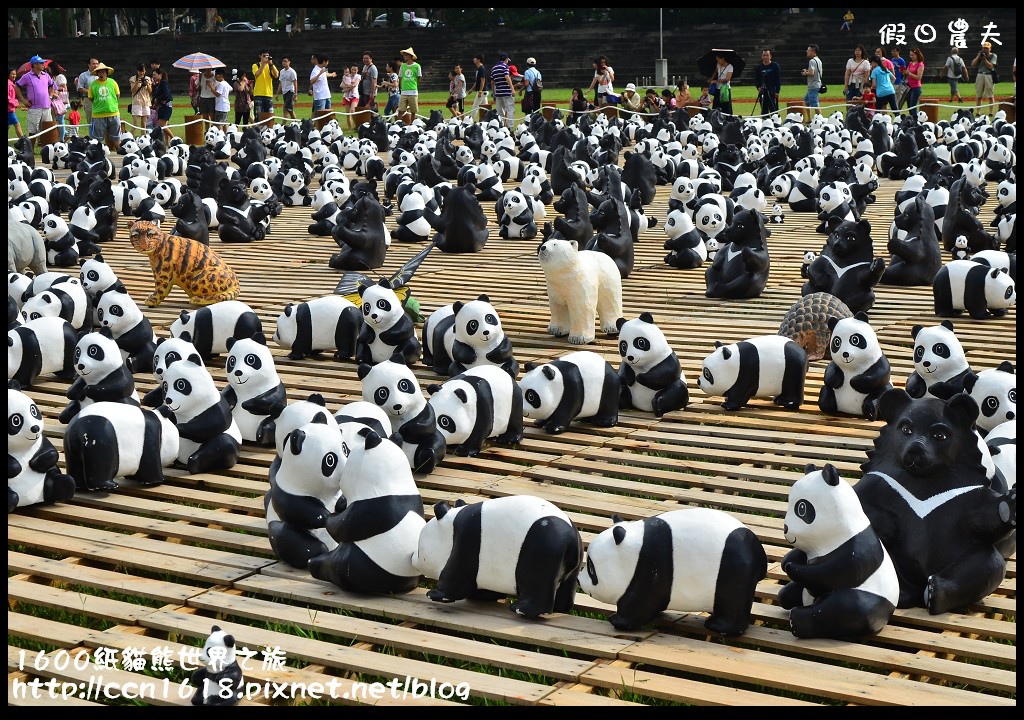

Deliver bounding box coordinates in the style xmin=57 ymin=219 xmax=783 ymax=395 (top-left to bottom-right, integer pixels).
xmin=370 ymin=12 xmax=430 ymax=28
xmin=222 ymin=21 xmax=275 ymax=32
xmin=149 ymin=26 xmax=172 ymax=35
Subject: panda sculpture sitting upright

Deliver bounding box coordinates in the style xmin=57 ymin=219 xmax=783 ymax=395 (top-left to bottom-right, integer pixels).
xmin=780 ymin=463 xmax=899 ymax=638
xmin=160 ymin=355 xmax=242 ymax=474
xmin=189 ymin=626 xmax=244 ymax=706
xmin=355 ymin=278 xmax=421 ymax=366
xmin=662 ymin=208 xmax=708 ymax=270
xmin=704 ymin=208 xmax=771 ymax=299
xmin=698 ymin=335 xmax=808 ymax=411
xmin=413 ymin=495 xmax=584 ymax=616
xmin=802 ymin=218 xmax=886 ymax=314
xmin=221 ymin=333 xmax=288 ymax=443
xmin=427 ymin=364 xmax=524 ymax=456
xmin=95 ymin=288 xmax=157 ymax=374
xmin=519 ymin=351 xmax=620 ymax=434
xmin=8 ymin=384 xmax=75 ymax=512
xmin=905 ymin=321 xmax=973 ymax=399
xmin=308 ymin=427 xmax=426 ymax=594
xmin=818 ymin=313 xmax=892 ymax=419
xmin=58 ymin=329 xmax=140 ymax=425
xmin=964 ymin=361 xmax=1016 ymax=435
xmin=579 ymin=508 xmax=767 ymax=633
xmin=616 ymin=313 xmax=690 ymax=417
xmin=448 ymin=295 xmax=518 ymax=378
xmin=265 ymin=422 xmax=346 ymax=569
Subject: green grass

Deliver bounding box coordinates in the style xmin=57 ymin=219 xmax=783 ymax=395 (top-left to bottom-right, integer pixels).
xmin=9 ymin=82 xmax=1015 ymax=146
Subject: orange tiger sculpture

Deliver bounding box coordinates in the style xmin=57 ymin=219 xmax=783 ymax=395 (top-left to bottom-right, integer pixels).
xmin=128 ymin=221 xmax=240 ymax=307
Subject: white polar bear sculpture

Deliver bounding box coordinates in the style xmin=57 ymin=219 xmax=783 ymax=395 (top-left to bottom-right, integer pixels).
xmin=537 ymin=234 xmax=623 ymax=345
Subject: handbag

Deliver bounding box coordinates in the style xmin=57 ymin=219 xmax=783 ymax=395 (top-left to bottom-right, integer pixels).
xmin=51 ymin=97 xmax=67 ymax=116
xmin=819 ymin=84 xmax=828 ymax=95
xmin=718 ymin=84 xmax=731 ymax=103
xmin=991 ymin=67 xmax=1000 ymax=84
xmin=708 ymin=82 xmax=718 ymax=96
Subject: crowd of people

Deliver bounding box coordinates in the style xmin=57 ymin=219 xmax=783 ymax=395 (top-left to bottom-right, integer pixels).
xmin=9 ymin=41 xmax=1015 ymax=145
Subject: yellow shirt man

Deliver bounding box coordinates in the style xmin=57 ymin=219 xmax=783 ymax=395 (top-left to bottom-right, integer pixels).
xmin=251 ymin=51 xmax=280 ymax=114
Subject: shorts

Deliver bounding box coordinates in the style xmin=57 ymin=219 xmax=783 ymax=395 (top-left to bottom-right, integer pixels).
xmin=975 ymin=74 xmax=994 ymax=97
xmin=214 ymin=110 xmax=229 ymax=124
xmin=90 ymin=115 xmax=121 ymax=141
xmin=804 ymin=87 xmax=820 ymax=107
xmin=312 ymin=98 xmax=331 ymax=112
xmin=253 ymin=96 xmax=274 ymax=114
xmin=8 ymin=111 xmax=20 ymax=127
xmin=398 ymin=94 xmax=418 ymax=118
xmin=283 ymin=90 xmax=295 ymax=112
xmin=198 ymin=97 xmax=216 ymax=115
xmin=446 ymin=95 xmax=465 ymax=112
xmin=947 ymin=78 xmax=960 ymax=95
xmin=595 ymin=90 xmax=608 ymax=104
xmin=157 ymin=104 xmax=173 ymax=121
xmin=358 ymin=92 xmax=375 ymax=108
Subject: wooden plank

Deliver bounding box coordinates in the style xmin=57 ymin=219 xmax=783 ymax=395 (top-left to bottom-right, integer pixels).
xmin=7 ymin=612 xmax=92 ymax=649
xmin=8 ymin=578 xmax=156 ymax=625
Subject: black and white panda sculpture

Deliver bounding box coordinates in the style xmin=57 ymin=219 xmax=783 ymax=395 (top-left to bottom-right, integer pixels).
xmin=8 ymin=384 xmax=75 ymax=512
xmin=8 ymin=316 xmax=78 ymax=387
xmin=818 ymin=313 xmax=892 ymax=419
xmin=265 ymin=422 xmax=346 ymax=569
xmin=333 ymin=399 xmax=393 ymax=442
xmin=933 ymin=260 xmax=1016 ymax=320
xmin=413 ymin=495 xmax=584 ymax=616
xmin=519 ymin=351 xmax=619 ymax=434
xmin=141 ymin=337 xmax=203 ymax=408
xmin=78 ymin=254 xmax=122 ymax=323
xmin=780 ymin=463 xmax=899 ymax=638
xmin=160 ymin=355 xmax=242 ymax=474
xmin=258 ymin=393 xmax=340 ymax=453
xmin=20 ymin=277 xmax=93 ymax=335
xmin=905 ymin=321 xmax=973 ymax=399
xmin=358 ymin=357 xmax=446 ymax=474
xmin=308 ymin=427 xmax=426 ymax=594
xmin=697 ymin=335 xmax=808 ymax=411
xmin=272 ymin=295 xmax=362 ymax=361
xmin=64 ymin=402 xmax=179 ymax=491
xmin=189 ymin=626 xmax=244 ymax=706
xmin=355 ymin=278 xmax=421 ymax=366
xmin=95 ymin=288 xmax=157 ymax=374
xmin=222 ymin=334 xmax=287 ymax=443
xmin=170 ymin=301 xmax=262 ymax=362
xmin=579 ymin=508 xmax=767 ymax=633
xmin=427 ymin=365 xmax=524 ymax=456
xmin=964 ymin=362 xmax=1016 ymax=435
xmin=448 ymin=295 xmax=517 ymax=378
xmin=421 ymin=304 xmax=459 ymax=376
xmin=662 ymin=208 xmax=707 ymax=270
xmin=616 ymin=313 xmax=690 ymax=417
xmin=58 ymin=328 xmax=141 ymax=425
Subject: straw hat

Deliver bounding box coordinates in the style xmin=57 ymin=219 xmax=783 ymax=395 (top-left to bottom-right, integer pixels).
xmin=400 ymin=47 xmax=417 ymax=60
xmin=94 ymin=62 xmax=114 ymax=73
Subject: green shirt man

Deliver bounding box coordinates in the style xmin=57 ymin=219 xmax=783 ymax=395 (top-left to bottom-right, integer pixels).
xmin=397 ymin=47 xmax=421 ymax=123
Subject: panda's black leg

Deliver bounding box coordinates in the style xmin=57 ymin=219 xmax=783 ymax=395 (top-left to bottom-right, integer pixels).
xmin=42 ymin=471 xmax=76 ymax=503
xmin=552 ymin=574 xmax=579 ymax=614
xmin=705 ymin=528 xmax=766 ymax=636
xmin=187 ymin=435 xmax=240 ymax=475
xmin=268 ymin=521 xmax=329 ymax=570
xmin=9 ymin=487 xmax=20 ymax=513
xmin=619 ymin=385 xmax=633 ymax=410
xmin=777 ymin=580 xmax=806 ymax=610
xmin=511 ymin=522 xmax=571 ymax=617
xmin=652 ymin=382 xmax=690 ymax=416
xmin=818 ymin=385 xmax=839 ymax=414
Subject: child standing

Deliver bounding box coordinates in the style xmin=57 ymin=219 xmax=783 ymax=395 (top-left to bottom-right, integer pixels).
xmin=860 ymin=86 xmax=877 ymax=118
xmin=341 ymin=65 xmax=360 ymax=129
xmin=698 ymin=84 xmax=712 ymax=108
xmin=66 ymin=100 xmax=81 ymax=137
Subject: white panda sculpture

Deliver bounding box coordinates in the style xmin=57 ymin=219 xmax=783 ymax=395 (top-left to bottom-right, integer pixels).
xmin=58 ymin=328 xmax=140 ymax=425
xmin=8 ymin=385 xmax=76 ymax=512
xmin=64 ymin=402 xmax=179 ymax=491
xmin=79 ymin=254 xmax=122 ymax=321
xmin=520 ymin=351 xmax=620 ymax=434
xmin=308 ymin=427 xmax=426 ymax=594
xmin=40 ymin=213 xmax=81 ymax=267
xmin=358 ymin=357 xmax=446 ymax=474
xmin=8 ymin=316 xmax=78 ymax=387
xmin=448 ymin=295 xmax=518 ymax=378
xmin=933 ymin=260 xmax=1015 ymax=320
xmin=272 ymin=295 xmax=362 ymax=360
xmin=427 ymin=364 xmax=524 ymax=456
xmin=905 ymin=321 xmax=973 ymax=399
xmin=964 ymin=362 xmax=1016 ymax=434
xmin=188 ymin=625 xmax=244 ymax=706
xmin=579 ymin=508 xmax=767 ymax=633
xmin=697 ymin=335 xmax=808 ymax=411
xmin=221 ymin=334 xmax=287 ymax=443
xmin=95 ymin=288 xmax=157 ymax=374
xmin=355 ymin=278 xmax=421 ymax=366
xmin=258 ymin=392 xmax=341 ymax=453
xmin=616 ymin=313 xmax=690 ymax=417
xmin=421 ymin=304 xmax=459 ymax=376
xmin=662 ymin=208 xmax=708 ymax=270
xmin=413 ymin=495 xmax=584 ymax=617
xmin=537 ymin=235 xmax=623 ymax=345
xmin=160 ymin=355 xmax=242 ymax=474
xmin=20 ymin=277 xmax=93 ymax=335
xmin=496 ymin=189 xmax=538 ymax=239
xmin=780 ymin=463 xmax=899 ymax=638
xmin=818 ymin=312 xmax=892 ymax=418
xmin=265 ymin=422 xmax=346 ymax=569
xmin=141 ymin=337 xmax=203 ymax=408
xmin=169 ymin=301 xmax=262 ymax=361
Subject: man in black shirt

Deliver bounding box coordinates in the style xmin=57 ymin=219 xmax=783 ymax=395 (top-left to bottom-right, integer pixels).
xmin=753 ymin=49 xmax=781 ymax=114
xmin=469 ymin=54 xmax=489 ymax=120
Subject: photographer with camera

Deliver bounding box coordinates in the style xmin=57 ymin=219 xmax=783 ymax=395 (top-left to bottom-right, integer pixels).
xmin=971 ymin=42 xmax=998 ymax=110
xmin=753 ymin=49 xmax=781 ymax=114
xmin=251 ymin=49 xmax=279 ymax=117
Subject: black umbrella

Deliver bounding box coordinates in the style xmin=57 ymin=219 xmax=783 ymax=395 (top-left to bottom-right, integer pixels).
xmin=697 ymin=49 xmax=746 ymax=81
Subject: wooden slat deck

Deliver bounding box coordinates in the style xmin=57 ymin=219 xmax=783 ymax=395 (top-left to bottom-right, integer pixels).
xmin=7 ymin=156 xmax=1015 ymax=706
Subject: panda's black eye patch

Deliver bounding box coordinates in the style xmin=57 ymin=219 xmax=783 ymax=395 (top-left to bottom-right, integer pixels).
xmin=174 ymin=378 xmax=191 ymax=394
xmin=703 ymin=368 xmax=713 ymax=383
xmin=586 ymin=555 xmax=598 ymax=586
xmin=362 ymin=302 xmax=371 ymax=315
xmin=831 ymin=336 xmax=842 ymax=352
xmin=341 ymin=442 xmax=350 ymax=458
xmin=982 ymin=396 xmax=998 ymax=415
xmin=226 ymin=356 xmax=236 ymax=371
xmin=794 ymin=499 xmax=815 ymax=523
xmin=165 ymin=352 xmax=181 ymax=365
xmin=88 ymin=345 xmax=102 ymax=358
xmin=110 ymin=306 xmax=124 ymax=316
xmin=485 ymin=314 xmax=498 ymax=325
xmin=397 ymin=379 xmax=414 ymax=394
xmin=376 ymin=299 xmax=391 ymax=311
xmin=633 ymin=337 xmax=650 ymax=351
xmin=322 ymin=452 xmax=339 ymax=475
xmin=10 ymin=414 xmax=24 ymax=432
xmin=466 ymin=320 xmax=479 ymax=335
xmin=374 ymin=387 xmax=389 ymax=405
xmin=438 ymin=415 xmax=454 ymax=430
xmin=244 ymin=353 xmax=261 ymax=369
xmin=1009 ymin=389 xmax=1017 ymax=403
xmin=87 ymin=270 xmax=99 ymax=281
xmin=618 ymin=340 xmax=627 ymax=356
xmin=30 ymin=405 xmax=41 ymax=419
xmin=850 ymin=333 xmax=864 ymax=347
xmin=914 ymin=345 xmax=924 ymax=362
xmin=525 ymin=389 xmax=540 ymax=408
xmin=932 ymin=343 xmax=950 ymax=358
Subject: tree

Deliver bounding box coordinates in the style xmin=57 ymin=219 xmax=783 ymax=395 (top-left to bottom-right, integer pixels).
xmin=204 ymin=8 xmax=217 ymax=33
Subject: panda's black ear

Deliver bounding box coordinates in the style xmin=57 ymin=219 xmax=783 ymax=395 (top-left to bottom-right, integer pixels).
xmin=211 ymin=624 xmax=221 ymax=633
xmin=962 ymin=371 xmax=979 ymax=393
xmin=826 ymin=317 xmax=840 ymax=332
xmin=946 ymin=392 xmax=980 ymax=429
xmin=997 ymin=361 xmax=1014 ymax=374
xmin=854 ymin=311 xmax=870 ymax=323
xmin=454 ymin=388 xmax=469 ymax=403
xmin=616 ymin=317 xmax=627 ymax=331
xmin=454 ymin=499 xmax=467 ymax=507
xmin=477 ymin=294 xmax=489 ymax=303
xmin=378 ymin=277 xmax=393 ymax=290
xmin=252 ymin=332 xmax=267 ymax=345
xmin=612 ymin=525 xmax=627 ymax=545
xmin=541 ymin=366 xmax=556 ymax=381
xmin=357 ymin=363 xmax=373 ymax=380
xmin=389 ymin=352 xmax=405 ymax=364
xmin=524 ymin=361 xmax=538 ymax=372
xmin=720 ymin=346 xmax=732 ymax=360
xmin=804 ymin=463 xmax=817 ymax=475
xmin=308 ymin=393 xmax=327 ymax=406
xmin=179 ymin=310 xmax=190 ymax=322
xmin=426 ymin=383 xmax=442 ymax=395
xmin=940 ymin=319 xmax=955 ymax=332
xmin=910 ymin=324 xmax=923 ymax=339
xmin=184 ymin=353 xmax=202 ymax=365
xmin=288 ymin=429 xmax=305 ymax=455
xmin=877 ymin=388 xmax=912 ymax=423
xmin=310 ymin=412 xmax=328 ymax=425
xmin=452 ymin=301 xmax=465 ymax=316
xmin=360 ymin=426 xmax=383 ymax=449
xmin=225 ymin=337 xmax=236 ymax=351
xmin=434 ymin=501 xmax=451 ymax=519
xmin=639 ymin=312 xmax=654 ymax=324
xmin=990 ymin=268 xmax=1001 ymax=280
xmin=714 ymin=340 xmax=724 ymax=348
xmin=111 ymin=280 xmax=128 ymax=294
xmin=283 ymin=304 xmax=294 ymax=317
xmin=822 ymin=464 xmax=841 ymax=487
xmin=611 ymin=514 xmax=625 ymax=524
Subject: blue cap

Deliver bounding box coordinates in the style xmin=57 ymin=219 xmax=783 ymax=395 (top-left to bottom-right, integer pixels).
xmin=30 ymin=55 xmax=45 ymax=65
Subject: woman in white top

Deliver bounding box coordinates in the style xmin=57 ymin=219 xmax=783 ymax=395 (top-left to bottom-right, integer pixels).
xmin=709 ymin=55 xmax=734 ymax=114
xmin=844 ymin=44 xmax=871 ymax=102
xmin=587 ymin=55 xmax=615 ymax=107
xmin=52 ymin=65 xmax=70 ymax=142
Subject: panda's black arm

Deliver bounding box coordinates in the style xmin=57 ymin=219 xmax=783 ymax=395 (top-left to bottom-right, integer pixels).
xmin=355 ymin=326 xmax=377 ymax=363
xmin=8 ymin=455 xmax=24 ymax=479
xmin=904 ymin=372 xmax=927 ymax=398
xmin=84 ymin=372 xmax=138 ymax=402
xmin=175 ymin=404 xmax=234 ymax=442
xmin=220 ymin=385 xmax=238 ymax=409
xmin=141 ymin=387 xmax=164 ymax=407
xmin=65 ymin=377 xmax=88 ymax=400
xmin=450 ymin=339 xmax=476 ymax=368
xmin=785 ymin=530 xmax=886 ymax=594
xmin=823 ymin=363 xmax=844 ymax=389
xmin=28 ymin=437 xmax=60 ymax=472
xmin=379 ymin=317 xmax=415 ymax=346
xmin=635 ymin=354 xmax=682 ymax=390
xmin=239 ymin=384 xmax=288 ymax=415
xmin=325 ymin=495 xmax=423 ymax=543
xmin=849 ymin=357 xmax=891 ymax=394
xmin=485 ymin=336 xmax=515 ymax=363
xmin=272 ymin=492 xmax=333 ymax=529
